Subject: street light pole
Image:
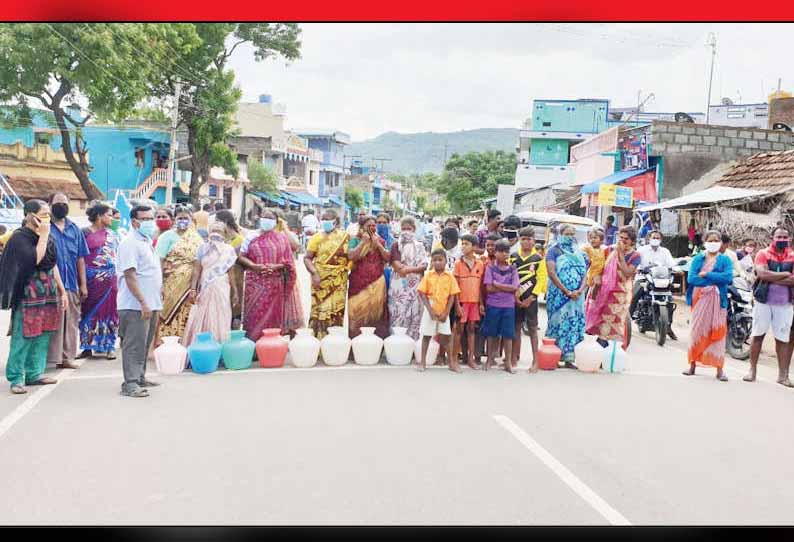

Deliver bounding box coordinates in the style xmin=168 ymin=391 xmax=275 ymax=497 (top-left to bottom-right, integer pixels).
xmin=165 ymin=81 xmax=181 ymax=206
xmin=705 ymin=33 xmax=717 ymax=125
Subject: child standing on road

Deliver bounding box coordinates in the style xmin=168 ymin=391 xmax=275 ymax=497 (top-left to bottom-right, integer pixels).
xmin=482 ymin=239 xmax=520 ymax=373
xmin=417 ymin=249 xmax=461 ymax=372
xmin=510 ymin=228 xmax=547 ymax=372
xmin=454 ymin=234 xmax=485 ymax=370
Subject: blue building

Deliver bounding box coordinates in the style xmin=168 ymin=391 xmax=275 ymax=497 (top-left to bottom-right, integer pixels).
xmin=297 ymin=130 xmax=351 ymax=199
xmin=0 ymin=107 xmax=171 ymax=201
xmin=516 ymin=98 xmax=610 ymax=189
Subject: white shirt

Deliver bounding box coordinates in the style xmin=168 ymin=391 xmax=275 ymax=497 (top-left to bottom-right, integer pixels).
xmin=346 ymin=223 xmax=359 ymax=238
xmin=116 ymin=229 xmax=163 ymax=312
xmin=302 ymin=214 xmax=320 ymax=233
xmin=638 ymin=244 xmax=675 ymax=269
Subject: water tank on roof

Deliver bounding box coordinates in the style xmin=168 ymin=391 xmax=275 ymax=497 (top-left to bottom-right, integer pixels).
xmin=259 ymin=94 xmax=272 ymax=104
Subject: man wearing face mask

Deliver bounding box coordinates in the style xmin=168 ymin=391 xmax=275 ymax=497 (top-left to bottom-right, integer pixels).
xmin=47 ymin=193 xmax=90 ymax=370
xmin=744 ymin=227 xmax=794 ymax=387
xmin=116 ymin=206 xmax=163 ymax=398
xmin=634 ymin=230 xmax=678 ymax=340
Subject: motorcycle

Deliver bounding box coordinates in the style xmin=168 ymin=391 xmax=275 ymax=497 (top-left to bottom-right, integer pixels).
xmin=726 ymin=275 xmax=753 ymax=360
xmin=631 ymin=265 xmax=676 ymax=346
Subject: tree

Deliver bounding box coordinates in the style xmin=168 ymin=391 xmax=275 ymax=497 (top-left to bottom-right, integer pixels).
xmin=381 ymin=194 xmax=396 ymax=213
xmin=248 ymin=158 xmax=278 ymax=193
xmin=345 ymin=186 xmax=364 ymax=211
xmin=436 ymin=150 xmax=516 ymax=213
xmin=0 ymin=23 xmax=174 ymax=200
xmin=150 ymin=23 xmax=301 ymax=203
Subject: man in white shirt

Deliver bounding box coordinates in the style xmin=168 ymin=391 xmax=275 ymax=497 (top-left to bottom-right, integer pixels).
xmin=301 ymin=209 xmax=320 ymax=251
xmin=720 ymin=233 xmax=745 ymax=279
xmin=633 ymin=230 xmax=678 ymax=340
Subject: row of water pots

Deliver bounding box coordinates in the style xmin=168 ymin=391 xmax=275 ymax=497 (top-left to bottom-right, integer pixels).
xmin=154 ymin=326 xmax=438 ymax=375
xmin=536 ymin=337 xmax=627 ymax=373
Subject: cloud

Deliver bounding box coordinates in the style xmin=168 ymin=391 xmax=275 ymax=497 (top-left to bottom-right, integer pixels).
xmin=227 ymin=23 xmax=793 ymax=141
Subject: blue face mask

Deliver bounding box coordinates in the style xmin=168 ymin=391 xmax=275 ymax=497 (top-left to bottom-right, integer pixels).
xmin=259 ymin=218 xmax=277 ymax=232
xmin=138 ymin=219 xmax=156 ymax=239
xmin=322 ymin=220 xmax=335 ymax=233
xmin=377 ymin=224 xmax=391 ymax=239
xmin=559 ymin=235 xmax=575 ymax=249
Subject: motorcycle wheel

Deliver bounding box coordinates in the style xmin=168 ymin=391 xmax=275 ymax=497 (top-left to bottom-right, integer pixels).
xmin=655 ymin=305 xmax=669 ymax=346
xmin=726 ymin=331 xmax=751 ymax=361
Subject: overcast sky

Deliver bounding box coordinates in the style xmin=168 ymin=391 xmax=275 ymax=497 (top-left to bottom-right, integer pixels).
xmin=228 ymin=23 xmax=792 ymax=141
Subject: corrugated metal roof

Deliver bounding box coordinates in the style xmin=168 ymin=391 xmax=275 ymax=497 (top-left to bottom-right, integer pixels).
xmin=715 ymin=149 xmax=794 ymax=192
xmin=634 ymin=186 xmax=769 ymax=212
xmin=580 ymin=168 xmax=651 ymax=194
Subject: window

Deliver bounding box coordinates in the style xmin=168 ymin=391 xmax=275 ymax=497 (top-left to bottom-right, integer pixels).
xmin=542 ymin=121 xmax=551 ymax=127
xmin=309 ymin=171 xmax=314 ymax=185
xmin=135 ymin=149 xmax=145 ymax=168
xmin=34 ymin=132 xmax=51 ymax=145
xmin=727 ymin=113 xmax=745 ymax=119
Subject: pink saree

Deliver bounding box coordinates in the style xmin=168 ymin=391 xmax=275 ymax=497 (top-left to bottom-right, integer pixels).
xmin=242 ymin=231 xmax=296 ymax=341
xmin=585 ymin=250 xmax=635 ymax=342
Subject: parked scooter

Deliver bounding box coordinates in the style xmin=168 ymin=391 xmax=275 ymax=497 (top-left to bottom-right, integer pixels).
xmin=726 ymin=275 xmax=753 ymax=360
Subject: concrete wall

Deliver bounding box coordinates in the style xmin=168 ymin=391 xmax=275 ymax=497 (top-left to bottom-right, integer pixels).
xmin=649 ymin=121 xmax=794 ymax=197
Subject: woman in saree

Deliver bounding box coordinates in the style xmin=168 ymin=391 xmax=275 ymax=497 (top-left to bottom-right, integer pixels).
xmin=156 ymin=206 xmax=203 ymax=340
xmin=388 ymin=216 xmax=428 ymax=341
xmin=215 ymin=210 xmax=246 ymax=329
xmin=182 ymin=222 xmax=239 ymax=348
xmin=348 ymin=215 xmax=390 ymax=339
xmin=683 ymin=230 xmax=733 ymax=381
xmin=1 ymin=200 xmax=67 ymax=394
xmin=274 ymin=208 xmax=305 ymax=335
xmin=238 ymin=208 xmax=296 ymax=341
xmin=585 ymin=226 xmax=640 ymax=349
xmin=78 ymin=203 xmax=119 ymax=360
xmin=545 ymin=223 xmax=589 ymax=368
xmin=303 ymin=209 xmax=349 ymax=340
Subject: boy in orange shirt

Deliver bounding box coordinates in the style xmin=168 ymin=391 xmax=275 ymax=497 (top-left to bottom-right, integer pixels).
xmin=417 ymin=249 xmax=461 ymax=372
xmin=454 ymin=234 xmax=485 ymax=370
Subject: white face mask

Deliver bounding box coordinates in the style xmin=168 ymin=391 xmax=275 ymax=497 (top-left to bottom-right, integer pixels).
xmin=649 ymin=238 xmax=662 ymax=247
xmin=705 ymin=241 xmax=721 ymax=253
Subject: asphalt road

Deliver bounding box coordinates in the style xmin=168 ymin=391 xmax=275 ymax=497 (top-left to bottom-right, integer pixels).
xmin=1 ymin=259 xmax=793 ymax=525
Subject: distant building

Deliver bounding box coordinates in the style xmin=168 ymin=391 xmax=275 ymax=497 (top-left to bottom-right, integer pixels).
xmin=516 ymin=98 xmax=609 ymax=189
xmin=297 ymin=130 xmax=351 ymax=200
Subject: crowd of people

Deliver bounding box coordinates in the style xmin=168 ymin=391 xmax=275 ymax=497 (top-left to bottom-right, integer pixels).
xmin=2 ymin=195 xmax=794 ymax=398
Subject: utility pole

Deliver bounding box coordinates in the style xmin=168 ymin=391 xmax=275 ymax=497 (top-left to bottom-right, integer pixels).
xmin=165 ymin=81 xmax=181 ymax=206
xmin=705 ymin=33 xmax=717 ymax=125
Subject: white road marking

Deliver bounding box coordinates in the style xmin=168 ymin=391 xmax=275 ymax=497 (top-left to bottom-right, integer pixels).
xmin=0 ymin=368 xmax=70 ymax=442
xmin=493 ymin=414 xmax=632 ymax=526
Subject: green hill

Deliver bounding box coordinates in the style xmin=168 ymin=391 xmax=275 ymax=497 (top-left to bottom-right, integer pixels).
xmin=346 ymin=128 xmax=519 ymax=175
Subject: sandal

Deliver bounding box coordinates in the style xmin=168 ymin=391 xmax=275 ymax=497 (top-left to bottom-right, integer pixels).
xmin=10 ymin=385 xmax=27 ymax=395
xmin=121 ymin=388 xmax=149 ymax=398
xmin=28 ymin=377 xmax=58 ymax=386
xmin=56 ymin=361 xmax=80 ymax=370
xmin=106 ymin=351 xmax=117 ymax=360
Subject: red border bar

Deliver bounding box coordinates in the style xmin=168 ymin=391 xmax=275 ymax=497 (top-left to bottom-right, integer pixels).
xmin=3 ymin=0 xmax=792 ymax=22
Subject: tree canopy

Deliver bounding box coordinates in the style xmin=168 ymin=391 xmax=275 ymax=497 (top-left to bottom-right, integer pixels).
xmin=436 ymin=150 xmax=516 ymax=213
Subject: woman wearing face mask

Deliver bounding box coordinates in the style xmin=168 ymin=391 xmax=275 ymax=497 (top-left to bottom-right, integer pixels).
xmin=388 ymin=216 xmax=428 ymax=341
xmin=153 ymin=207 xmax=173 ymax=248
xmin=376 ymin=214 xmax=394 ymax=250
xmin=545 ymin=223 xmax=589 ymax=369
xmin=684 ymin=230 xmax=734 ymax=381
xmin=273 ymin=208 xmax=304 ymax=335
xmin=155 ymin=206 xmax=202 ymax=341
xmin=239 ymin=209 xmax=296 ymax=340
xmin=585 ymin=226 xmax=640 ymax=350
xmin=182 ymin=222 xmax=239 ymax=350
xmin=215 ymin=210 xmax=246 ymax=328
xmin=1 ymin=200 xmax=67 ymax=394
xmin=347 ymin=215 xmax=390 ymax=339
xmin=77 ymin=204 xmax=119 ymax=360
xmin=304 ymin=210 xmax=350 ymax=340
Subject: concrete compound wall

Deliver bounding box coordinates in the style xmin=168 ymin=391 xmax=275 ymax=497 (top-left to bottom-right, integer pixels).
xmin=650 ymin=121 xmax=794 ymax=197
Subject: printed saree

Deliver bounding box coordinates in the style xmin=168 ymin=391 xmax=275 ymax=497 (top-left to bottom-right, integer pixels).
xmin=159 ymin=228 xmax=203 ymax=338
xmin=307 ymin=229 xmax=349 ymax=340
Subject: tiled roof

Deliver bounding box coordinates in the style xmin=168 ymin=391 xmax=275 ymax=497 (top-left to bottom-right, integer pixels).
xmin=715 ymin=149 xmax=794 ymax=192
